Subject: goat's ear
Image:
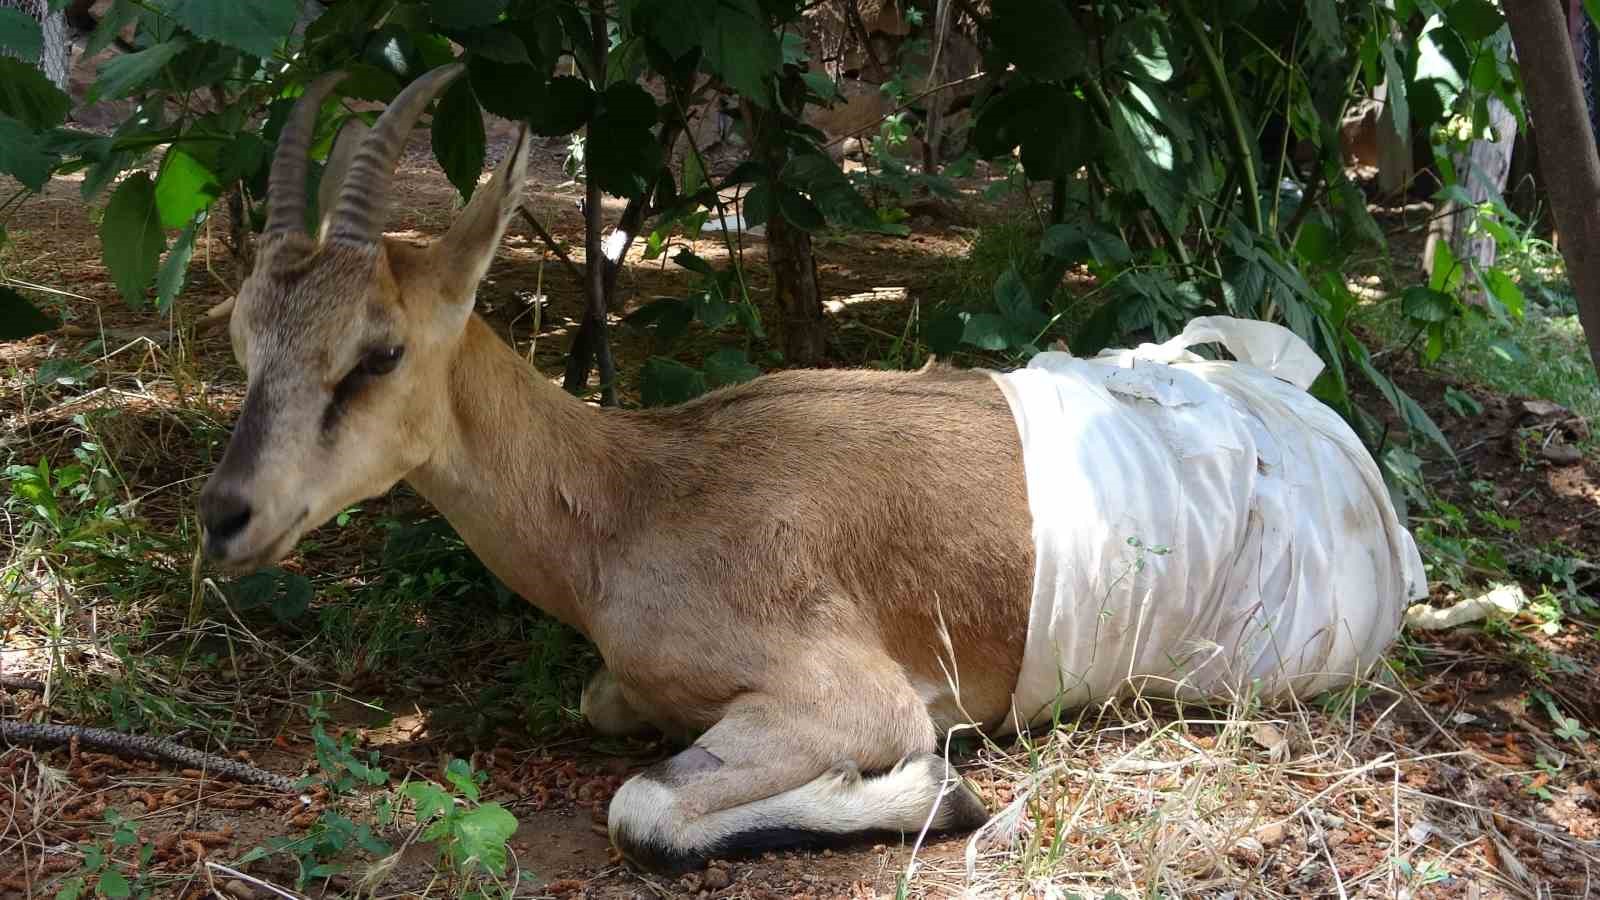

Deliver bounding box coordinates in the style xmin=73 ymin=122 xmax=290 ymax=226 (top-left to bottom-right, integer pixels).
xmin=431 ymin=124 xmax=531 ymax=306
xmin=316 ymin=117 xmax=370 ymax=241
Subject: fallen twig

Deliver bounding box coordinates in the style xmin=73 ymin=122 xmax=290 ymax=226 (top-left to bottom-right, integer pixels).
xmin=0 ymin=675 xmax=45 ymax=693
xmin=0 ymin=721 xmax=301 ymax=792
xmin=518 ymin=202 xmax=586 ymax=288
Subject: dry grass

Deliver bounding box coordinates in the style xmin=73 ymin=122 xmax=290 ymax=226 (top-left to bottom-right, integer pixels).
xmin=880 ymin=665 xmax=1599 ymax=900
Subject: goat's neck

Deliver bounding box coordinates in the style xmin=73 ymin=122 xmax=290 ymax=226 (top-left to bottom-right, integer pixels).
xmin=404 ymin=316 xmax=644 ymax=635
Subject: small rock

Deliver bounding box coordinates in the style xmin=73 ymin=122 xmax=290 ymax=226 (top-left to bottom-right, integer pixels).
xmin=1521 ymin=399 xmax=1570 ymax=420
xmin=223 ymin=881 xmax=255 ymax=900
xmin=703 ymin=867 xmax=731 ymax=890
xmin=1232 ymin=836 xmax=1264 ymax=858
xmin=1541 ymin=443 xmax=1584 ymax=466
xmin=1250 ymin=723 xmax=1287 ymax=753
xmin=1256 ymin=822 xmax=1289 ymax=847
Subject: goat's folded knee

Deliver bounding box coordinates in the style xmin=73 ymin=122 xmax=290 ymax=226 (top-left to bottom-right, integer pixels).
xmin=607 ymin=752 xmax=989 ymax=874
xmin=580 ymin=667 xmax=656 ymax=738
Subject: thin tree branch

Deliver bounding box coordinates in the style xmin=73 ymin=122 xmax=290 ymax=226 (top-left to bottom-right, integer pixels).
xmin=1 ymin=721 xmax=302 ymax=792
xmin=517 ymin=202 xmax=586 ymax=288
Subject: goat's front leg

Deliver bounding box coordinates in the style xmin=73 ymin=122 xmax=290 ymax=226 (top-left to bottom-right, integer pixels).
xmin=605 ymin=690 xmax=989 ymax=873
xmin=580 ymin=666 xmax=657 ymax=738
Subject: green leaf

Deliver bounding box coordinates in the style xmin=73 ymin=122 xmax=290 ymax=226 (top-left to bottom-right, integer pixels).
xmin=163 ymin=0 xmax=299 ymax=59
xmin=0 ymin=57 xmax=69 ymax=129
xmin=526 ymin=76 xmax=595 ymax=137
xmin=640 ymin=357 xmax=707 ymax=406
xmin=622 ymin=297 xmax=695 ymax=345
xmin=0 ymin=285 xmax=56 ymax=340
xmin=272 ymin=573 xmax=313 ymax=623
xmin=960 ymin=313 xmax=1021 ymax=352
xmin=97 ymin=870 xmax=131 ymax=899
xmin=1110 ymin=13 xmax=1174 ymax=82
xmin=1487 ymin=336 xmax=1526 ymax=363
xmin=455 ymin=26 xmax=531 ymax=65
xmin=1480 ymin=267 xmax=1525 ymax=320
xmin=453 ymin=803 xmax=517 ymax=873
xmin=155 ymin=148 xmax=220 ymax=229
xmin=1305 ymin=0 xmax=1342 ymax=55
xmin=703 ymin=348 xmax=760 ymax=387
xmin=100 ymin=173 xmax=166 ymax=308
xmin=1294 ymin=218 xmax=1338 ymax=266
xmin=89 ymin=38 xmax=188 ymax=103
xmin=584 ymin=85 xmax=663 ymax=198
xmin=155 ymin=221 xmax=196 ymax=312
xmin=54 ymin=875 xmax=84 ymax=900
xmin=0 ymin=6 xmax=43 ymax=60
xmin=988 ymin=0 xmax=1086 ymax=80
xmin=1428 ymin=238 xmax=1463 ymax=292
xmin=1107 ymin=86 xmax=1184 ymax=232
xmin=1040 ymin=223 xmax=1088 ymax=260
xmin=87 ymin=0 xmax=136 ymax=57
xmin=1444 ymin=386 xmax=1482 ymax=417
xmin=1348 ymin=334 xmax=1453 ymax=458
xmin=432 ymin=78 xmax=486 ymax=202
xmin=779 ymin=152 xmax=903 ymax=233
xmin=776 ymin=187 xmax=824 ymax=231
xmin=699 ymin=0 xmax=782 ymax=105
xmin=1380 ymin=39 xmax=1408 ymax=153
xmin=994 ymin=266 xmax=1047 ymax=333
xmin=403 ymin=781 xmax=455 ymax=823
xmin=801 ymin=71 xmax=837 ymax=102
xmin=972 ymin=84 xmax=1091 ymax=180
xmin=1401 ymin=286 xmax=1455 ymax=324
xmin=1448 ymin=0 xmax=1504 ymax=42
xmin=35 ymin=358 xmax=95 ymax=387
xmin=445 ymin=758 xmax=481 ymax=802
xmin=0 ymin=115 xmax=55 ymax=190
xmin=428 ymin=0 xmax=508 ymax=29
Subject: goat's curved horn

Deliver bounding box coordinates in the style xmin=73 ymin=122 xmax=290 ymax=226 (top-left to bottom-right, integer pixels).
xmin=263 ymin=71 xmax=349 ymax=239
xmin=325 ymin=62 xmax=466 ymax=246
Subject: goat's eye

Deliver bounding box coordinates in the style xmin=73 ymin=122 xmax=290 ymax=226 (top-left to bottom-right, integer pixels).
xmin=359 ymin=345 xmax=404 ymax=376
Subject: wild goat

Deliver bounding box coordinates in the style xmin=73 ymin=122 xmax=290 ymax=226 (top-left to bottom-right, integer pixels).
xmin=197 ymin=63 xmax=1425 ymax=873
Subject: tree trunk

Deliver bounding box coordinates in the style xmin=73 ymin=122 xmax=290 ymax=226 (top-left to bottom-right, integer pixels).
xmin=747 ymin=79 xmax=829 ymax=368
xmin=766 ymin=212 xmax=828 ymax=367
xmin=0 ymin=0 xmax=69 ymax=90
xmin=565 ymin=0 xmax=618 ymax=404
xmin=1502 ymin=0 xmax=1600 ymax=377
xmin=1424 ymin=65 xmax=1518 ymax=291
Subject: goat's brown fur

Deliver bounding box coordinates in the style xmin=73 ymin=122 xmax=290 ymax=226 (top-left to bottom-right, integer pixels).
xmin=198 ymin=65 xmax=1031 ymax=872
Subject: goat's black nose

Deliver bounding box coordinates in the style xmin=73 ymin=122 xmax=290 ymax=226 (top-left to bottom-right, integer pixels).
xmin=199 ymin=488 xmax=253 ymax=551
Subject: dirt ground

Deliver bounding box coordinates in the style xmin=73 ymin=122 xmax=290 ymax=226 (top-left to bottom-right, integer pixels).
xmin=3 ymin=132 xmax=1600 ymax=899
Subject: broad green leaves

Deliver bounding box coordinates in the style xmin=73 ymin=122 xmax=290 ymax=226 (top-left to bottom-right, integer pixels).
xmin=987 ymin=0 xmax=1086 ymax=80
xmin=162 ymin=0 xmax=300 ymax=59
xmin=428 ymin=0 xmax=509 ymax=29
xmin=156 ymin=223 xmax=198 ymax=313
xmin=0 ymin=286 xmax=56 ymax=340
xmin=972 ymin=84 xmax=1093 ymax=182
xmin=225 ymin=567 xmax=315 ymax=624
xmin=432 ymin=78 xmax=487 ymax=202
xmin=155 ymin=148 xmax=220 ymax=228
xmin=0 ymin=115 xmax=55 ymax=190
xmin=1447 ymin=0 xmax=1505 ymax=42
xmin=584 ymin=83 xmax=663 ymax=198
xmin=100 ymin=174 xmax=166 ymax=308
xmin=404 ymin=759 xmax=519 ymax=875
xmin=0 ymin=6 xmax=43 ymax=60
xmin=0 ymin=56 xmax=69 ymax=129
xmin=630 ymin=0 xmax=782 ymax=104
xmin=89 ymin=39 xmax=188 ymax=102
